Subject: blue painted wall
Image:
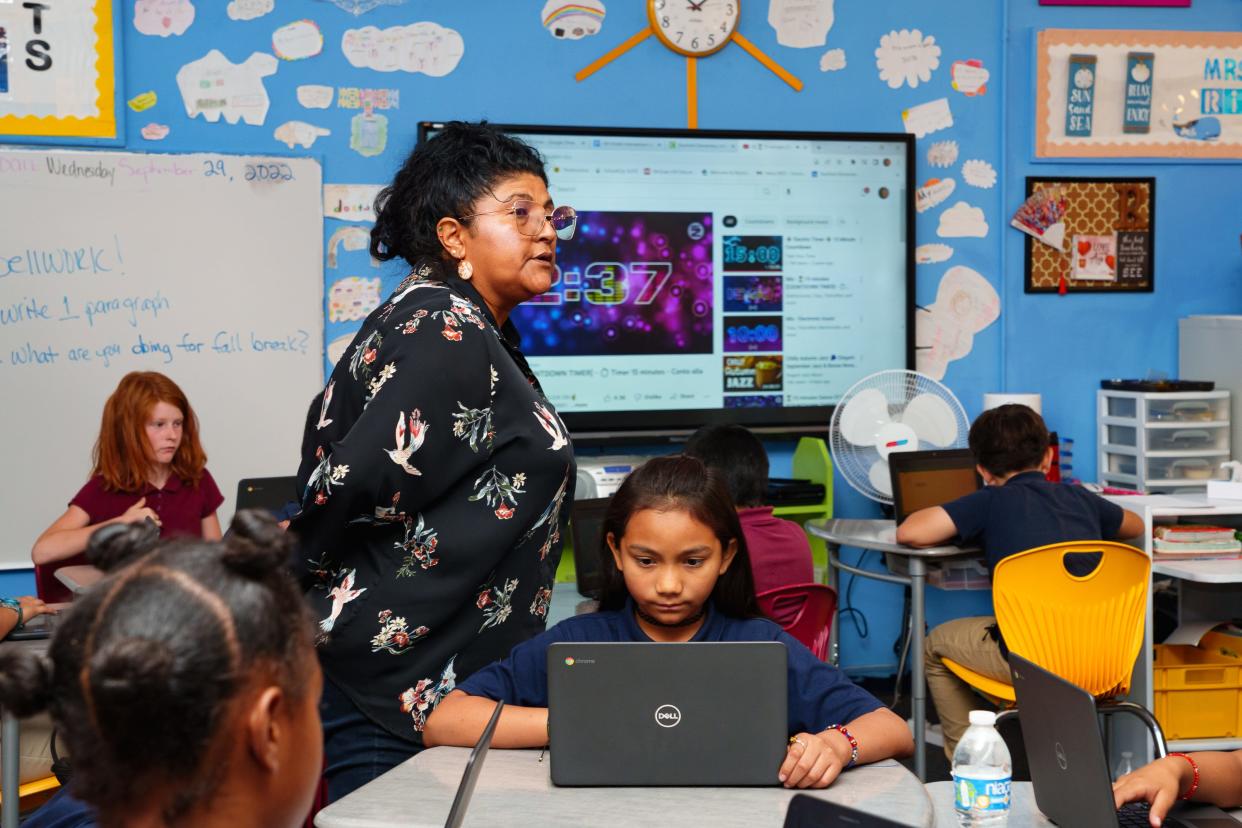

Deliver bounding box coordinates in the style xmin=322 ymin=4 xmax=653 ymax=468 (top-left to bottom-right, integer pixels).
xmin=4 ymin=0 xmax=1239 ymax=675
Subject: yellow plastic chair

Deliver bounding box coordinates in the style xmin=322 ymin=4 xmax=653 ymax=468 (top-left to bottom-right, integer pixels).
xmin=0 ymin=774 xmax=60 ymax=811
xmin=940 ymin=540 xmax=1167 ymax=755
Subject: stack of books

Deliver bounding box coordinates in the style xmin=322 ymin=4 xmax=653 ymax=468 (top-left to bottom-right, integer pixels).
xmin=1152 ymin=525 xmax=1242 ymax=560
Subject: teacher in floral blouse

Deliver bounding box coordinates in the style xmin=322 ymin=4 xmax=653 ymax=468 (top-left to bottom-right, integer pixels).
xmin=291 ymin=122 xmax=578 ymax=801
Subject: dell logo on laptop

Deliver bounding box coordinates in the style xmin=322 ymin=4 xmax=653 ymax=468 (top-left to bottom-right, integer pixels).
xmin=654 ymin=704 xmax=682 ymax=728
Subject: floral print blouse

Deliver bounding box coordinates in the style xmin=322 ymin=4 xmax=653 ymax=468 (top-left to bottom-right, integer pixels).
xmin=291 ymin=258 xmax=575 ymax=743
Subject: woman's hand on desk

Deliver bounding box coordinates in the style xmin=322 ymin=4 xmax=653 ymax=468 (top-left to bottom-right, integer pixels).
xmin=1112 ymin=755 xmax=1189 ymax=827
xmin=779 ymin=730 xmax=849 ymax=789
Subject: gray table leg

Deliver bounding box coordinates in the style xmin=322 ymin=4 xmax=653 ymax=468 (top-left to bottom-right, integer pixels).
xmin=909 ymin=556 xmax=927 ymax=782
xmin=2 ymin=711 xmax=18 ymax=828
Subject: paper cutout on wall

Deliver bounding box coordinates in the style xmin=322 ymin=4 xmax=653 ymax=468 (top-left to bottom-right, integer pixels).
xmin=176 ymin=51 xmax=279 ymax=126
xmin=915 ymin=243 xmax=954 ymax=264
xmin=768 ymin=0 xmax=834 ymax=49
xmin=937 ymin=201 xmax=989 ymax=238
xmin=338 ymin=88 xmax=399 ymax=110
xmin=961 ymin=160 xmax=996 ymax=189
xmin=325 ymin=184 xmax=384 ymax=223
xmin=141 ymin=123 xmax=170 ymax=141
xmin=916 ymin=266 xmax=999 ymax=380
xmin=321 ymin=0 xmax=406 ymax=15
xmin=329 ymin=277 xmax=383 ymax=322
xmin=927 ymin=140 xmax=959 ymax=168
xmin=327 ymin=226 xmax=374 ymax=268
xmin=951 ymin=59 xmax=989 ymax=96
xmin=127 ymin=91 xmax=158 ymax=112
xmin=915 ymin=178 xmax=956 ymax=213
xmin=820 ymin=49 xmax=846 ymax=72
xmin=273 ymin=20 xmax=324 ymax=60
xmin=228 ymin=0 xmax=273 ymax=20
xmin=327 ymin=332 xmax=355 ymax=365
xmin=297 ymin=85 xmax=335 ymax=108
xmin=341 ymin=23 xmax=465 ymax=75
xmin=541 ymin=0 xmax=605 ymax=40
xmin=274 ymin=120 xmax=331 ymax=148
xmin=134 ymin=0 xmax=195 ymax=37
xmin=876 ymin=29 xmax=940 ymax=89
xmin=902 ymin=98 xmax=953 ymax=138
xmin=350 ymin=112 xmax=388 ymax=157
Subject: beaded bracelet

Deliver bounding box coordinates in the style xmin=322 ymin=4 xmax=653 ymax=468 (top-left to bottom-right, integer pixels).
xmin=1169 ymin=752 xmax=1200 ymax=800
xmin=825 ymin=724 xmax=859 ymax=768
xmin=0 ymin=598 xmax=22 ymax=631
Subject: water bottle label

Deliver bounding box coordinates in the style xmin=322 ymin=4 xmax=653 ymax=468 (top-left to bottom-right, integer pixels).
xmin=953 ymin=774 xmax=1011 ymax=813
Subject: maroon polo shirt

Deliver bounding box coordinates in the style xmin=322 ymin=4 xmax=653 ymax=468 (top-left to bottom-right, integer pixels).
xmin=739 ymin=506 xmax=815 ymax=626
xmin=35 ymin=470 xmax=224 ymax=602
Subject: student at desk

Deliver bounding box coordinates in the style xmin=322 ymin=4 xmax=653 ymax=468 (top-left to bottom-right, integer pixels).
xmin=424 ymin=456 xmax=913 ymax=789
xmin=30 ymin=372 xmax=223 ymax=603
xmin=894 ymin=404 xmax=1144 ymax=758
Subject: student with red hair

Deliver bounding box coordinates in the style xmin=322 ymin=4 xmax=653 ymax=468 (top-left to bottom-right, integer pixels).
xmin=31 ymin=371 xmax=223 ymax=601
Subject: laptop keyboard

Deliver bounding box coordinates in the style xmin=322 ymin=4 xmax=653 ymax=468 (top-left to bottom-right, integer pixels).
xmin=1117 ymin=802 xmax=1153 ymax=828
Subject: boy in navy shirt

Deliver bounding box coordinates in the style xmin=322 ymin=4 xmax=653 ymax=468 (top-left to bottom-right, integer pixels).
xmin=896 ymin=404 xmax=1143 ymax=757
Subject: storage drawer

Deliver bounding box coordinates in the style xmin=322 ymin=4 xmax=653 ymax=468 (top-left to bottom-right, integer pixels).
xmin=1147 ymin=428 xmax=1229 ymax=451
xmin=1106 ymin=454 xmax=1137 ymax=476
xmin=1147 ymin=457 xmax=1226 ymax=481
xmin=1147 ymin=397 xmax=1228 ymax=423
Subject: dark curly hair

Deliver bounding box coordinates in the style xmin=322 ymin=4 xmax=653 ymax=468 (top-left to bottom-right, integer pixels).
xmin=370 ymin=121 xmax=548 ymax=265
xmin=0 ymin=512 xmax=316 ymax=824
xmin=597 ymin=455 xmax=760 ymax=619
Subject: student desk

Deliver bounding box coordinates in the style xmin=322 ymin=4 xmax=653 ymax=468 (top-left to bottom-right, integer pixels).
xmin=315 ymin=749 xmax=935 ymax=827
xmin=53 ymin=565 xmax=103 ymax=595
xmin=1 ymin=636 xmax=49 ymax=828
xmin=926 ymin=780 xmax=1242 ymax=826
xmin=806 ymin=519 xmax=976 ymax=781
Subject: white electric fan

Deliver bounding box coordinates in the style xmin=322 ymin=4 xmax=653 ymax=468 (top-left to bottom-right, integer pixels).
xmin=829 ymin=370 xmax=970 ymax=503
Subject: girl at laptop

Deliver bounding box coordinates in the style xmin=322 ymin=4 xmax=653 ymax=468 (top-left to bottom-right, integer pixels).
xmin=31 ymin=371 xmax=224 ymax=602
xmin=425 ymin=455 xmax=913 ymax=789
xmin=1114 ymin=751 xmax=1242 ymax=827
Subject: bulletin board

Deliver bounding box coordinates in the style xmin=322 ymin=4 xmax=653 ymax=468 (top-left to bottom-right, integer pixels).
xmin=1035 ymin=29 xmax=1242 ymax=159
xmin=0 ymin=0 xmax=121 ymax=141
xmin=1024 ymin=177 xmax=1155 ymax=294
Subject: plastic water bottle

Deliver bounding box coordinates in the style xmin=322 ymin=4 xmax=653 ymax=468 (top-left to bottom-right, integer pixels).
xmin=952 ymin=710 xmax=1012 ymax=827
xmin=1114 ymin=750 xmax=1135 ymax=781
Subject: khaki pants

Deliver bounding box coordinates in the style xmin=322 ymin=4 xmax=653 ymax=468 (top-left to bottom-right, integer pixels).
xmin=924 ymin=616 xmax=1010 ymax=760
xmin=0 ymin=712 xmax=55 ymax=785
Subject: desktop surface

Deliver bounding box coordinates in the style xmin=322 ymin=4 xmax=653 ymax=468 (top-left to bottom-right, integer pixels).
xmin=314 ymin=748 xmax=934 ymax=828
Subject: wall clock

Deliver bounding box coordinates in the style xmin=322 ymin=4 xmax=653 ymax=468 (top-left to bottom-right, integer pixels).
xmin=575 ymin=0 xmax=802 ymax=128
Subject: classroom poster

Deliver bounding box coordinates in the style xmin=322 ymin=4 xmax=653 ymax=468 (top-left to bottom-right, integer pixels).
xmin=0 ymin=0 xmax=120 ymax=139
xmin=1036 ymin=29 xmax=1242 ymax=158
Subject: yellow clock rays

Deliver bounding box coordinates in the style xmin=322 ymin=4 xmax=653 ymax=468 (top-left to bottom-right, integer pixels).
xmin=575 ymin=0 xmax=802 ymax=129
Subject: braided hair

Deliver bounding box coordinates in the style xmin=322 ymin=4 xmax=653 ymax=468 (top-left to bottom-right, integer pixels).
xmin=0 ymin=511 xmax=316 ymax=823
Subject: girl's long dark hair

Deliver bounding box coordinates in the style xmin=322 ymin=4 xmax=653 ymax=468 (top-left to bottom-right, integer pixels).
xmin=597 ymin=454 xmax=760 ymax=619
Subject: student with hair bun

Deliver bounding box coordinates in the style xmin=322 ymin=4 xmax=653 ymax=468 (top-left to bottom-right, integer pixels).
xmin=31 ymin=371 xmax=224 ymax=602
xmin=0 ymin=511 xmax=322 ymax=828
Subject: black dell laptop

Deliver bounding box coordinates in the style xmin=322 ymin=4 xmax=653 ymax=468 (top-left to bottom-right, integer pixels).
xmin=888 ymin=448 xmax=981 ymax=524
xmin=1010 ymin=653 xmax=1240 ymax=828
xmin=547 ymin=641 xmax=787 ymax=786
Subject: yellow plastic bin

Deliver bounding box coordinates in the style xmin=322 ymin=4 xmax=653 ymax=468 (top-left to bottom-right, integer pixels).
xmin=1152 ymin=642 xmax=1242 ymax=740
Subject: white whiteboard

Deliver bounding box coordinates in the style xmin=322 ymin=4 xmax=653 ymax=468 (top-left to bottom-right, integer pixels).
xmin=0 ymin=149 xmax=323 ymax=569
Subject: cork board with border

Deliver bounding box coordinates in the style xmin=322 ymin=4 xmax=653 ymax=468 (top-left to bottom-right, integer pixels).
xmin=1024 ymin=176 xmax=1154 ymax=293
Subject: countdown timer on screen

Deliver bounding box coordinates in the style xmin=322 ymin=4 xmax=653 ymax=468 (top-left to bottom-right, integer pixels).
xmin=513 ymin=211 xmax=713 ymax=357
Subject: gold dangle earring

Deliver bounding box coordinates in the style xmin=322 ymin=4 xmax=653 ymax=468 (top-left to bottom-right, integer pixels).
xmin=457 ymin=259 xmax=473 ymax=280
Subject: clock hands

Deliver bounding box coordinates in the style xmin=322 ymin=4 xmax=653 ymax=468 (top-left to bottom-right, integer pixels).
xmin=686 ymin=0 xmax=706 ymax=10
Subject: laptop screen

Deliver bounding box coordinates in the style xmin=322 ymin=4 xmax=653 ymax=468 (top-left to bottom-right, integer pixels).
xmin=889 ymin=449 xmax=980 ymax=523
xmin=569 ymin=497 xmax=610 ymax=598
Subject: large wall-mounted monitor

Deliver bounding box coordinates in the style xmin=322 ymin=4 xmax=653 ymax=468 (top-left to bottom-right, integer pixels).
xmin=420 ymin=123 xmax=914 ymax=441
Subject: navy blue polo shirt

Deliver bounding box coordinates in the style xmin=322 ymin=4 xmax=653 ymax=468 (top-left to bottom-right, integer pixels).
xmin=941 ymin=472 xmax=1125 ymax=573
xmin=457 ymin=599 xmax=883 ymax=735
